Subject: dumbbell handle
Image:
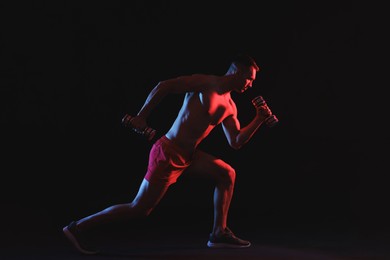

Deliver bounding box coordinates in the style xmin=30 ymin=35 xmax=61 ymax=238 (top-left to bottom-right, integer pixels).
xmin=251 ymin=96 xmax=279 ymax=127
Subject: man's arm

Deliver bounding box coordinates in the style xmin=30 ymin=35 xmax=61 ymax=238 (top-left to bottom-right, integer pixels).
xmin=130 ymin=74 xmax=215 ymax=131
xmin=222 ymin=104 xmax=272 ymax=149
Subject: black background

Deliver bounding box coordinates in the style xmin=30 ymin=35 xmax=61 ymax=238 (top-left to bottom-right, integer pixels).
xmin=1 ymin=1 xmax=389 ymax=245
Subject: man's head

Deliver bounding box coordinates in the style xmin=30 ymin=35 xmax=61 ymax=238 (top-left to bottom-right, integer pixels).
xmin=227 ymin=54 xmax=260 ymax=93
xmin=231 ymin=54 xmax=260 ymax=72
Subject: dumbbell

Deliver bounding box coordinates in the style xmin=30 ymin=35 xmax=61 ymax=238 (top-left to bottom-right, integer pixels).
xmin=251 ymin=96 xmax=279 ymax=127
xmin=122 ymin=114 xmax=156 ymax=141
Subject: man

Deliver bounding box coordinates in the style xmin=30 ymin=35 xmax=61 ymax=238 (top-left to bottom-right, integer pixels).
xmin=63 ymin=54 xmax=274 ymax=254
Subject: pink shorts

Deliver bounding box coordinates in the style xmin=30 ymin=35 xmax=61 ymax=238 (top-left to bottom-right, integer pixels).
xmin=145 ymin=135 xmax=192 ymax=185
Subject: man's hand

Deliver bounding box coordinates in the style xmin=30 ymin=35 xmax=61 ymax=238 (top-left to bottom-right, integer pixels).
xmin=122 ymin=114 xmax=156 ymax=140
xmin=255 ymin=104 xmax=273 ymax=121
xmin=122 ymin=114 xmax=147 ymax=133
xmin=251 ymin=96 xmax=279 ymax=127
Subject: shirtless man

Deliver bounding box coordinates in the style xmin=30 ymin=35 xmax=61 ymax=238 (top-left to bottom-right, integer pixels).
xmin=63 ymin=54 xmax=274 ymax=254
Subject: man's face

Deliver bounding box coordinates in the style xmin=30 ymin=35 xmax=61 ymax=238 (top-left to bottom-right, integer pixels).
xmin=238 ymin=67 xmax=257 ymax=93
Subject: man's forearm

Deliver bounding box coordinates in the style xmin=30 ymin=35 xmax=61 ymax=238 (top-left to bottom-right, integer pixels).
xmin=137 ymin=83 xmax=168 ymax=118
xmin=235 ymin=117 xmax=264 ymax=147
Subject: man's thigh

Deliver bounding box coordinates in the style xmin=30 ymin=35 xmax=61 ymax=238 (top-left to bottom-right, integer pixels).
xmin=184 ymin=150 xmax=233 ymax=181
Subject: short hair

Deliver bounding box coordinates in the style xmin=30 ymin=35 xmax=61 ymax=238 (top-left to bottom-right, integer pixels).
xmin=231 ymin=53 xmax=260 ymax=71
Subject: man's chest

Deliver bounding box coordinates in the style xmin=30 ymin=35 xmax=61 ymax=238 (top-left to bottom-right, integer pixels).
xmin=199 ymin=92 xmax=234 ymax=125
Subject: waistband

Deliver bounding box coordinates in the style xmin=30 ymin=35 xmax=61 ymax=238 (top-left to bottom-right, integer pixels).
xmin=158 ymin=135 xmax=193 ymax=161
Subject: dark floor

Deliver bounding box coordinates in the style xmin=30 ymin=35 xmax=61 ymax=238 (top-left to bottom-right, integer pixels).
xmin=3 ymin=221 xmax=390 ymax=260
xmin=2 ymin=197 xmax=390 ymax=260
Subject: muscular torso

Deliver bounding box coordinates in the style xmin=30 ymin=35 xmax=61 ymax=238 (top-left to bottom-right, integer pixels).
xmin=165 ymin=90 xmax=236 ymax=156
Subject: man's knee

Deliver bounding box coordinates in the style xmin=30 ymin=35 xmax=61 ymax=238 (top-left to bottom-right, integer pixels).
xmin=219 ymin=165 xmax=236 ymax=185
